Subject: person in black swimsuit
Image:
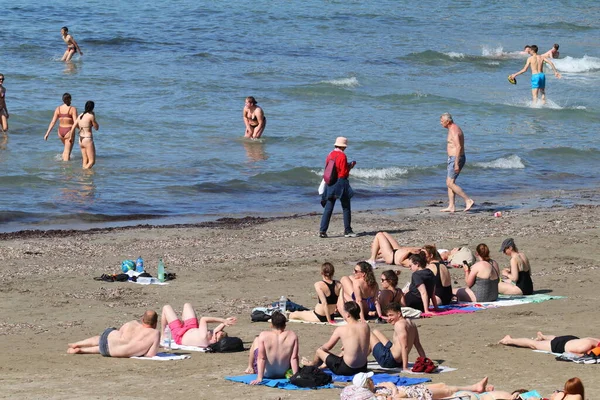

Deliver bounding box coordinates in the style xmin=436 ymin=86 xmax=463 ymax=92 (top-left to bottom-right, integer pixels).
xmin=401 ymin=252 xmax=439 ymax=313
xmin=289 ymin=262 xmax=341 ymax=324
xmin=423 ymin=244 xmax=454 ymax=305
xmin=498 ymin=238 xmax=534 ymax=295
xmin=499 ymin=331 xmax=600 ymax=356
xmin=242 ymin=96 xmax=266 ymax=139
xmin=376 ymin=270 xmax=403 ymax=319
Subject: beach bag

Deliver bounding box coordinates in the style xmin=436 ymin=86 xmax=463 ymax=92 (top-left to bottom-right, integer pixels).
xmin=289 ymin=365 xmax=332 ymax=388
xmin=251 ymin=310 xmax=272 ymax=322
xmin=208 ymin=336 xmax=244 ymax=353
xmin=449 ymin=246 xmax=476 ymax=267
xmin=323 ymin=158 xmax=338 ymax=185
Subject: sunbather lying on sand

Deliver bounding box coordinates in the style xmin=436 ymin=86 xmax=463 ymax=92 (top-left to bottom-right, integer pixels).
xmin=499 ymin=331 xmax=600 ymax=356
xmin=67 ymin=310 xmax=160 ymax=358
xmin=366 ymin=232 xmax=421 ymax=268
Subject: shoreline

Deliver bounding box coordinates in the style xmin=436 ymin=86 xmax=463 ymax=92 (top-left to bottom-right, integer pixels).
xmin=2 ymin=185 xmax=599 ymax=238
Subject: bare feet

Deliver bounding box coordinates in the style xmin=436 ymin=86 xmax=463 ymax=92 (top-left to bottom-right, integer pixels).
xmin=244 ymin=366 xmax=254 ymax=374
xmin=472 ymin=377 xmax=489 ymax=393
xmin=67 ymin=343 xmax=77 ymax=349
xmin=440 ymin=207 xmax=455 ymax=213
xmin=498 ymin=335 xmax=512 ymax=345
xmin=67 ymin=347 xmax=81 ymax=354
xmin=464 ymin=199 xmax=475 ymax=212
xmin=536 ymin=331 xmax=545 ymax=341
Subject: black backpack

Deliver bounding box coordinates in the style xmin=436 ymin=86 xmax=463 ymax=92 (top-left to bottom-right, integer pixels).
xmin=251 ymin=310 xmax=272 ymax=322
xmin=289 ymin=366 xmax=332 ymax=388
xmin=208 ymin=336 xmax=244 ymax=353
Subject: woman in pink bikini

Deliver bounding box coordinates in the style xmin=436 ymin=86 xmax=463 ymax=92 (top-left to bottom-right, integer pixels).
xmin=44 ymin=93 xmax=78 ymax=161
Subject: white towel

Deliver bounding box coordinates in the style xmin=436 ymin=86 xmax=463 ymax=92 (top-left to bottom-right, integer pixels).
xmin=161 ymin=340 xmax=211 ymax=352
xmin=131 ymin=352 xmax=190 ymax=361
xmin=367 ymin=361 xmax=457 ymax=374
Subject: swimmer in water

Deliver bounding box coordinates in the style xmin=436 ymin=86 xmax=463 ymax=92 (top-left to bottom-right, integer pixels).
xmin=60 ymin=27 xmax=83 ymax=61
xmin=243 ymin=96 xmax=266 ymax=139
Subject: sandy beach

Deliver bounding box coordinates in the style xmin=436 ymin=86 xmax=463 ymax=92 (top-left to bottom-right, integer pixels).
xmin=1 ymin=201 xmax=599 ymax=399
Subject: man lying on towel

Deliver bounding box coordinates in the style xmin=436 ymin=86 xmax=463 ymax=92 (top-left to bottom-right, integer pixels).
xmin=302 ymin=301 xmax=370 ymax=376
xmin=245 ymin=311 xmax=299 ymax=384
xmin=499 ymin=331 xmax=600 ymax=356
xmin=160 ymin=303 xmax=237 ymax=347
xmin=67 ymin=310 xmax=160 ymax=357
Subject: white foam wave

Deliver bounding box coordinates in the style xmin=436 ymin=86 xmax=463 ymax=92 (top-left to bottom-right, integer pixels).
xmin=481 ymin=45 xmax=524 ymax=59
xmin=312 ymin=167 xmax=408 ymax=180
xmin=474 ymin=155 xmax=525 ymax=169
xmin=553 ymin=56 xmax=600 ymax=73
xmin=445 ymin=52 xmax=465 ymax=59
xmin=322 ymin=77 xmax=359 ymax=87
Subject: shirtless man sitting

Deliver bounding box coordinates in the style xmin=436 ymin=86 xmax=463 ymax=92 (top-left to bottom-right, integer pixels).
xmin=160 ymin=303 xmax=236 ymax=348
xmin=302 ymin=301 xmax=370 ymax=376
xmin=509 ymin=44 xmax=561 ymax=105
xmin=499 ymin=331 xmax=600 ymax=356
xmin=244 ymin=311 xmax=299 ymax=385
xmin=67 ymin=310 xmax=160 ymax=357
xmin=370 ymin=302 xmax=427 ymax=371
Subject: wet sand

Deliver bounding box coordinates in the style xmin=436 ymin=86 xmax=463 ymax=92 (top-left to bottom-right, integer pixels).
xmin=1 ymin=202 xmax=599 ymax=399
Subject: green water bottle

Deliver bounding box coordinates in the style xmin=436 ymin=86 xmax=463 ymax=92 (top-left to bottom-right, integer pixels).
xmin=157 ymin=258 xmax=165 ymax=282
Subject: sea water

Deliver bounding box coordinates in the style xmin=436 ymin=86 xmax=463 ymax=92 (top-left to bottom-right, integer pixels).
xmin=1 ymin=0 xmax=599 ymax=231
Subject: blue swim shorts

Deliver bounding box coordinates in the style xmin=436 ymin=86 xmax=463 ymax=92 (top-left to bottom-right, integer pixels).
xmin=447 ymin=155 xmax=466 ymax=180
xmin=99 ymin=327 xmax=117 ymax=357
xmin=372 ymin=341 xmax=400 ymax=368
xmin=531 ymin=73 xmax=546 ymax=89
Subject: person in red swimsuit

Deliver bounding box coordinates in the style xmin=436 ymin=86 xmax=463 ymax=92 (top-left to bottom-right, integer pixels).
xmin=44 ymin=93 xmax=78 ymax=161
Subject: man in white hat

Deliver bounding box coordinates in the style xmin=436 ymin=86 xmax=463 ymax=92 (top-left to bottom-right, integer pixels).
xmin=319 ymin=136 xmax=357 ymax=238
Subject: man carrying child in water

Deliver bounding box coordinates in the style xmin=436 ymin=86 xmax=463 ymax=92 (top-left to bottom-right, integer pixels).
xmin=509 ymin=44 xmax=561 ymax=105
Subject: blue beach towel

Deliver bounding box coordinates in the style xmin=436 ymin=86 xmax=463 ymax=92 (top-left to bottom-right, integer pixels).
xmin=225 ymin=374 xmax=334 ymax=390
xmin=324 ymin=370 xmax=431 ymax=385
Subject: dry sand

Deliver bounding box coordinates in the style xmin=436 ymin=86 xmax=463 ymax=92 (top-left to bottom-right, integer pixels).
xmin=1 ymin=203 xmax=599 ymax=399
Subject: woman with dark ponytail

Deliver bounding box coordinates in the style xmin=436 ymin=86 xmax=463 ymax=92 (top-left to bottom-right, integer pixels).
xmin=44 ymin=93 xmax=78 ymax=161
xmin=68 ymin=101 xmax=99 ymax=169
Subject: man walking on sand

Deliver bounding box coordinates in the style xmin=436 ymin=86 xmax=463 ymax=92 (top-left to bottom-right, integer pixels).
xmin=370 ymin=302 xmax=427 ymax=371
xmin=440 ymin=113 xmax=474 ymax=213
xmin=67 ymin=310 xmax=160 ymax=357
xmin=302 ymin=301 xmax=370 ymax=376
xmin=509 ymin=44 xmax=561 ymax=105
xmin=245 ymin=311 xmax=300 ymax=385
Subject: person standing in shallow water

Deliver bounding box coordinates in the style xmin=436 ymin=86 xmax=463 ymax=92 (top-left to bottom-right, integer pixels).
xmin=60 ymin=27 xmax=83 ymax=61
xmin=0 ymin=73 xmax=9 ymax=133
xmin=44 ymin=93 xmax=78 ymax=161
xmin=440 ymin=113 xmax=474 ymax=213
xmin=68 ymin=101 xmax=99 ymax=169
xmin=242 ymin=96 xmax=266 ymax=139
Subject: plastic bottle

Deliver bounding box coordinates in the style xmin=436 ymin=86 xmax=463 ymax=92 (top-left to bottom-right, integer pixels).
xmin=158 ymin=258 xmax=165 ymax=282
xmin=164 ymin=325 xmax=172 ymax=349
xmin=279 ymin=295 xmax=287 ymax=313
xmin=136 ymin=256 xmax=144 ymax=273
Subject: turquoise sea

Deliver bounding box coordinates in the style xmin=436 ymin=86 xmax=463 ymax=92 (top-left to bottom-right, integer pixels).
xmin=1 ymin=0 xmax=599 ymax=232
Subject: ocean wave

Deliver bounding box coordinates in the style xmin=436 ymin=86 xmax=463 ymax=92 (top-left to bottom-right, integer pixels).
xmin=444 ymin=52 xmax=465 ymax=59
xmin=480 ymin=45 xmax=524 ymax=59
xmin=503 ymin=98 xmax=586 ymax=111
xmin=473 ymin=155 xmax=525 ymax=169
xmin=320 ymin=77 xmax=359 ymax=88
xmin=85 ymin=36 xmax=146 ymax=46
xmin=553 ymin=56 xmax=600 ymax=73
xmin=312 ymin=167 xmax=408 ymax=180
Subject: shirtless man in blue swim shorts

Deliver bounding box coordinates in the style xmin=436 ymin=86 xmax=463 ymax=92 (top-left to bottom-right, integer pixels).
xmin=509 ymin=44 xmax=561 ymax=105
xmin=440 ymin=113 xmax=474 ymax=213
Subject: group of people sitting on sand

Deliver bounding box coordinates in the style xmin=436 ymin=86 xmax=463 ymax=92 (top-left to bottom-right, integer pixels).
xmin=67 ymin=233 xmax=588 ymax=399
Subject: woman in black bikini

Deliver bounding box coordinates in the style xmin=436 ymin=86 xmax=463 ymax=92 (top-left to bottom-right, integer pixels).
xmin=366 ymin=231 xmax=421 ymax=268
xmin=376 ymin=270 xmax=403 ymax=319
xmin=44 ymin=93 xmax=78 ymax=161
xmin=423 ymin=244 xmax=454 ymax=305
xmin=68 ymin=101 xmax=99 ymax=169
xmin=289 ymin=262 xmax=341 ymax=324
